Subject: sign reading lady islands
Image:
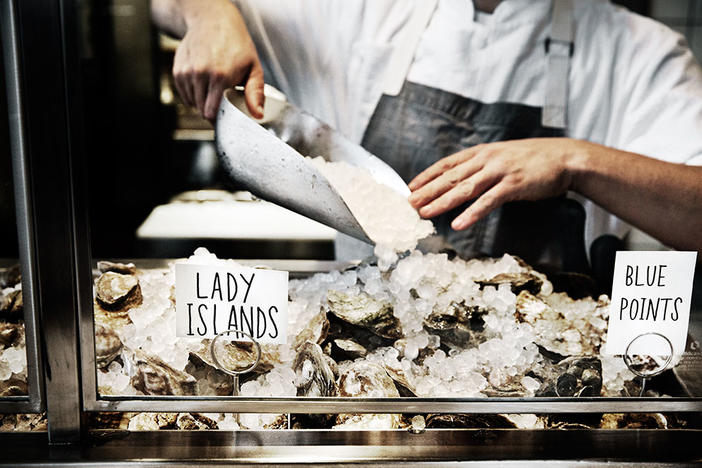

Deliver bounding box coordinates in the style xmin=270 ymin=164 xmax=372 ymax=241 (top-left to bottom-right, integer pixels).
xmin=175 ymin=262 xmax=288 ymax=344
xmin=605 ymin=251 xmax=697 ymax=356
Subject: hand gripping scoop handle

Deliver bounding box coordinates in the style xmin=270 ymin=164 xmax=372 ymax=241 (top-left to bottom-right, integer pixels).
xmin=215 ymin=86 xmax=410 ymax=244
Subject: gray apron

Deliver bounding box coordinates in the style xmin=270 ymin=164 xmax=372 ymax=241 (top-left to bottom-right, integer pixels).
xmin=360 ymin=82 xmax=588 ymax=274
xmin=338 ymin=0 xmax=589 ymax=275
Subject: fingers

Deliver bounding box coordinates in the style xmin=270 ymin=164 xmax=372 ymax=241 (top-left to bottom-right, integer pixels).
xmin=193 ymin=71 xmax=209 ymax=116
xmin=204 ymin=75 xmax=227 ymax=122
xmin=173 ymin=66 xmax=194 ymax=107
xmin=408 ymin=145 xmax=482 ymax=191
xmin=244 ymin=60 xmax=265 ymax=119
xmin=451 ymin=181 xmax=513 ymax=230
xmin=408 ymin=157 xmax=484 ymax=209
xmin=417 ymin=168 xmax=501 ymax=218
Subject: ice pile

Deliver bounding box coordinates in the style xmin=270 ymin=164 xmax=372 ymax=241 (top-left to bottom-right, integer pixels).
xmin=307 ymin=157 xmax=434 ymax=267
xmin=97 ymin=246 xmax=631 ymax=428
xmin=0 ymin=346 xmax=26 ymax=382
xmin=0 ymin=283 xmax=27 ymax=386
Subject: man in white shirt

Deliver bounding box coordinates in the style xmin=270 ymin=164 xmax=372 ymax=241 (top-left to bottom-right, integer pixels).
xmin=151 ymin=0 xmax=702 ymax=265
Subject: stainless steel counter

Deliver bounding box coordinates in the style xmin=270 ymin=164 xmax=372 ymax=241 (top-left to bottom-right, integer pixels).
xmin=0 ymin=429 xmax=701 ymax=465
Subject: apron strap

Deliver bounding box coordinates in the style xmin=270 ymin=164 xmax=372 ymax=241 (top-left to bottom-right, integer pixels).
xmin=381 ymin=0 xmax=439 ymax=96
xmin=542 ymin=0 xmax=574 ymax=129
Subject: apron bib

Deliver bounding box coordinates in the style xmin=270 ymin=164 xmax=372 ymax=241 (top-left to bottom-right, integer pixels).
xmin=337 ymin=0 xmax=588 ymax=275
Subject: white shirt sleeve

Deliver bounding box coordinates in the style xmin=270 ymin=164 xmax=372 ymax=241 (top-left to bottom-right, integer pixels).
xmin=230 ymin=0 xmax=414 ymax=142
xmin=609 ymin=14 xmax=702 ymax=166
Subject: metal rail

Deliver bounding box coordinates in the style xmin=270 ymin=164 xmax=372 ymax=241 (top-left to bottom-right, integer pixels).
xmin=84 ymin=395 xmax=702 ymax=414
xmin=0 ymin=0 xmax=45 ymax=415
xmin=1 ymin=429 xmax=702 ymax=465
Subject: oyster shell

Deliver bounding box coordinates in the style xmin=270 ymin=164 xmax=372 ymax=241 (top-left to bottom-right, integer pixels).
xmin=191 ymin=339 xmax=280 ymax=375
xmin=535 ymin=356 xmax=602 ymax=397
xmin=515 ymin=291 xmax=563 ymax=324
xmin=293 ymin=341 xmax=337 ymax=397
xmin=127 ymin=412 xmax=178 ymax=430
xmin=425 ymin=413 xmax=517 ymax=429
xmin=176 ymin=413 xmax=218 ymax=430
xmin=423 ymin=301 xmax=487 ymax=348
xmin=599 ymin=413 xmax=669 ymax=429
xmin=326 ymin=312 xmax=390 ymax=352
xmin=335 ymin=361 xmax=401 ymax=429
xmin=95 ymin=323 xmax=123 ymax=369
xmin=88 ymin=411 xmax=130 ymax=430
xmin=0 ymin=413 xmax=46 ymax=432
xmin=0 ymin=322 xmax=21 ymax=348
xmin=292 ymin=311 xmax=329 ymax=351
xmin=0 ymin=376 xmax=28 ymax=396
xmin=0 ymin=290 xmax=23 ymax=322
xmin=95 ymin=272 xmax=142 ymax=311
xmin=0 ymin=265 xmax=20 ymax=289
xmin=478 ymin=271 xmax=543 ymax=295
xmin=327 ymin=290 xmax=402 ymax=340
xmin=383 ymin=364 xmax=417 ymax=397
xmin=338 ymin=361 xmax=399 ymax=398
xmin=122 ymin=348 xmax=196 ymax=395
xmin=328 ymin=338 xmax=367 ymax=361
xmin=97 ymin=261 xmax=137 ymax=275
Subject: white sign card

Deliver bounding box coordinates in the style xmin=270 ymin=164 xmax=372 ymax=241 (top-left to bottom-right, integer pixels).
xmin=175 ymin=262 xmax=288 ymax=344
xmin=605 ymin=251 xmax=697 ymax=356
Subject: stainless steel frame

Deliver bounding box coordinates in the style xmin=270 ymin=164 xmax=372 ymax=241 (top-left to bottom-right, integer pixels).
xmin=2 ymin=429 xmax=702 ymax=465
xmin=0 ymin=0 xmax=44 ymax=415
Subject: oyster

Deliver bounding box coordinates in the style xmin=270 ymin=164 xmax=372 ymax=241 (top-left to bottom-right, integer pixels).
xmin=127 ymin=412 xmax=178 ymax=430
xmin=190 ymin=339 xmax=280 ymax=375
xmin=122 ymin=348 xmax=196 ymax=395
xmin=0 ymin=376 xmax=28 ymax=396
xmin=327 ymin=290 xmax=402 ymax=340
xmin=478 ymin=271 xmax=543 ymax=295
xmin=599 ymin=413 xmax=669 ymax=429
xmin=176 ymin=413 xmax=218 ymax=430
xmin=535 ymin=356 xmax=602 ymax=397
xmin=425 ymin=413 xmax=517 ymax=429
xmin=338 ymin=361 xmax=399 ymax=398
xmin=95 ymin=272 xmax=142 ymax=311
xmin=97 ymin=261 xmax=137 ymax=275
xmin=423 ymin=301 xmax=487 ymax=348
xmin=94 ymin=323 xmax=123 ymax=369
xmin=0 ymin=265 xmax=20 ymax=289
xmin=326 ymin=312 xmax=390 ymax=352
xmin=0 ymin=413 xmax=46 ymax=432
xmin=88 ymin=412 xmax=130 ymax=430
xmin=335 ymin=361 xmax=401 ymax=429
xmin=328 ymin=338 xmax=367 ymax=361
xmin=515 ymin=291 xmax=563 ymax=324
xmin=292 ymin=311 xmax=329 ymax=351
xmin=0 ymin=290 xmax=23 ymax=322
xmin=293 ymin=341 xmax=337 ymax=397
xmin=0 ymin=322 xmax=21 ymax=347
xmin=383 ymin=363 xmax=417 ymax=397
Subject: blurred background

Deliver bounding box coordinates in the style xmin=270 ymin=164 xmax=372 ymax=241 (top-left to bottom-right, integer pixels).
xmin=1 ymin=0 xmax=701 ymax=268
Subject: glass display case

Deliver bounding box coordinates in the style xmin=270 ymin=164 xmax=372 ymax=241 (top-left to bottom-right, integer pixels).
xmin=1 ymin=0 xmax=701 ymax=464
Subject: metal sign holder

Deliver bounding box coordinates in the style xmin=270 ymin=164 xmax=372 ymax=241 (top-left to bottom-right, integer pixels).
xmin=623 ymin=332 xmax=675 ymax=397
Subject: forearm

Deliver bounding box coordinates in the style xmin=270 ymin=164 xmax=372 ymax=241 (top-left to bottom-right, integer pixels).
xmin=568 ymin=141 xmax=702 ymax=252
xmin=150 ymin=0 xmax=240 ymax=38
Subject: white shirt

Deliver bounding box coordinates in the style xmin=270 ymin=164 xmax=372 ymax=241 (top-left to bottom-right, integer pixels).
xmin=234 ymin=0 xmax=702 ymax=248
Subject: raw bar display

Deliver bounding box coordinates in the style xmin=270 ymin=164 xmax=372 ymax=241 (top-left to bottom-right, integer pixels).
xmin=87 ymin=248 xmax=695 ymax=431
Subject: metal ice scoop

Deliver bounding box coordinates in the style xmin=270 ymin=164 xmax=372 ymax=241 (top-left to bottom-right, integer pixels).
xmin=215 ymin=85 xmax=410 ymax=244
